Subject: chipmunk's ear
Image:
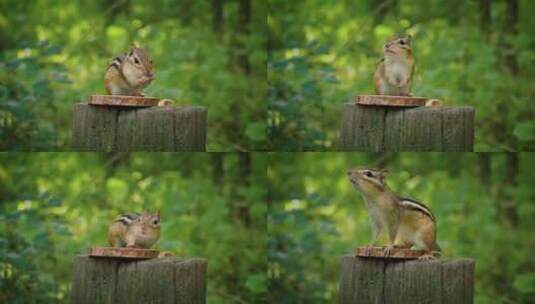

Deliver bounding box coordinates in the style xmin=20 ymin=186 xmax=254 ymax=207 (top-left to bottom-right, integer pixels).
xmin=156 ymin=210 xmax=160 ymax=219
xmin=128 ymin=43 xmax=138 ymax=56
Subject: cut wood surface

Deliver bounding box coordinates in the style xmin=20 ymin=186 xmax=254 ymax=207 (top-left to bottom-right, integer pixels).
xmin=89 ymin=95 xmax=160 ymax=107
xmin=339 ymin=103 xmax=475 ymax=151
xmin=71 ymin=255 xmax=207 ymax=304
xmin=356 ymin=94 xmax=431 ymax=107
xmin=71 ymin=103 xmax=207 ymax=151
xmin=88 ymin=247 xmax=159 ymax=259
xmin=340 ymin=255 xmax=475 ymax=304
xmin=355 ymin=246 xmax=426 ymax=259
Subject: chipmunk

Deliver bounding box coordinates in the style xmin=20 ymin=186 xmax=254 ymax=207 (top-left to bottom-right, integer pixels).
xmin=104 ymin=44 xmax=174 ymax=106
xmin=374 ymin=34 xmax=415 ymax=96
xmin=347 ymin=168 xmax=441 ymax=260
xmin=108 ymin=212 xmax=160 ymax=249
xmin=104 ymin=44 xmax=155 ymax=96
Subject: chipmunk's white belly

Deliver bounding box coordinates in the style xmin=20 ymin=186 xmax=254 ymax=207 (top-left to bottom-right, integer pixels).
xmin=385 ymin=61 xmax=410 ymax=84
xmin=382 ymin=56 xmax=411 ymax=96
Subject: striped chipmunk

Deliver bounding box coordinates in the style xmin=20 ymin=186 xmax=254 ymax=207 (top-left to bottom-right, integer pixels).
xmin=108 ymin=212 xmax=160 ymax=249
xmin=347 ymin=168 xmax=441 ymax=260
xmin=104 ymin=44 xmax=173 ymax=106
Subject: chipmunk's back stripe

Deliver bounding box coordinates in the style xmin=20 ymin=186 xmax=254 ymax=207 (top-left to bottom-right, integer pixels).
xmin=115 ymin=212 xmax=141 ymax=225
xmin=399 ymin=197 xmax=435 ymax=221
xmin=123 ymin=212 xmax=140 ymax=220
xmin=117 ymin=218 xmax=130 ymax=225
xmin=108 ymin=54 xmax=125 ymax=71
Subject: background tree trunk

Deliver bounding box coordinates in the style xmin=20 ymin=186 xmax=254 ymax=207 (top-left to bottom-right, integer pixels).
xmin=212 ymin=153 xmax=224 ymax=188
xmin=479 ymin=0 xmax=491 ymax=38
xmin=236 ymin=0 xmax=251 ymax=75
xmin=503 ymin=153 xmax=519 ymax=227
xmin=504 ymin=0 xmax=519 ymax=75
xmin=212 ymin=0 xmax=224 ymax=36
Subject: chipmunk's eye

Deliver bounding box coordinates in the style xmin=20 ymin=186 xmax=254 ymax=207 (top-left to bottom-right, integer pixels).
xmin=134 ymin=57 xmax=140 ymax=64
xmin=153 ymin=220 xmax=159 ymax=225
xmin=364 ymin=171 xmax=373 ymax=178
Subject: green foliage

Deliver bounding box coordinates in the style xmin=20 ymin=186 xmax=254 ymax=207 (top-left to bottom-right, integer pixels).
xmin=0 ymin=0 xmax=266 ymax=151
xmin=268 ymin=1 xmax=535 ymax=151
xmin=0 ymin=153 xmax=267 ymax=303
xmin=0 ymin=193 xmax=70 ymax=303
xmin=0 ymin=41 xmax=69 ymax=150
xmin=268 ymin=153 xmax=535 ymax=303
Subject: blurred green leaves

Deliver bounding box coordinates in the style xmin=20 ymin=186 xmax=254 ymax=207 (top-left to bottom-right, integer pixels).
xmin=0 ymin=40 xmax=68 ymax=150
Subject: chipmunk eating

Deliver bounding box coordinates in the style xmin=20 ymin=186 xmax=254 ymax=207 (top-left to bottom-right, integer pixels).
xmin=104 ymin=44 xmax=155 ymax=96
xmin=108 ymin=212 xmax=160 ymax=249
xmin=347 ymin=168 xmax=441 ymax=260
xmin=104 ymin=44 xmax=174 ymax=106
xmin=374 ymin=34 xmax=415 ymax=96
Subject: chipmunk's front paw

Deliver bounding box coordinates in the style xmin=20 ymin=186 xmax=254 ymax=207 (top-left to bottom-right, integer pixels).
xmin=383 ymin=245 xmax=394 ymax=257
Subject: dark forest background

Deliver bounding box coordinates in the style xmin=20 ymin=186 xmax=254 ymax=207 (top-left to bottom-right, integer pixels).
xmin=268 ymin=152 xmax=535 ymax=303
xmin=0 ymin=0 xmax=266 ymax=151
xmin=268 ymin=0 xmax=535 ymax=151
xmin=0 ymin=153 xmax=267 ymax=303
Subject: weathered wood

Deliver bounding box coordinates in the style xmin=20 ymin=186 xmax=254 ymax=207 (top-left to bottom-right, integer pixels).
xmin=339 ymin=103 xmax=475 ymax=151
xmin=89 ymin=95 xmax=160 ymax=107
xmin=339 ymin=255 xmax=475 ymax=304
xmin=88 ymin=247 xmax=159 ymax=259
xmin=356 ymin=94 xmax=431 ymax=107
xmin=71 ymin=103 xmax=207 ymax=151
xmin=355 ymin=246 xmax=426 ymax=259
xmin=71 ymin=255 xmax=207 ymax=304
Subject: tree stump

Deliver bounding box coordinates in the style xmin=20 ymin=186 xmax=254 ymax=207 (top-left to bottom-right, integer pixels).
xmin=71 ymin=103 xmax=207 ymax=151
xmin=339 ymin=103 xmax=475 ymax=151
xmin=71 ymin=255 xmax=207 ymax=304
xmin=339 ymin=255 xmax=475 ymax=304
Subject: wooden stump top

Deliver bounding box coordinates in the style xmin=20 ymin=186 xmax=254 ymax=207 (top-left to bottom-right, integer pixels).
xmin=355 ymin=246 xmax=426 ymax=259
xmin=356 ymin=94 xmax=436 ymax=107
xmin=88 ymin=247 xmax=160 ymax=259
xmin=89 ymin=95 xmax=160 ymax=107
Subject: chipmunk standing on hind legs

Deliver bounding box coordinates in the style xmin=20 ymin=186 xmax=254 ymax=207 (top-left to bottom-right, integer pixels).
xmin=374 ymin=34 xmax=415 ymax=97
xmin=347 ymin=168 xmax=441 ymax=260
xmin=373 ymin=35 xmax=442 ymax=106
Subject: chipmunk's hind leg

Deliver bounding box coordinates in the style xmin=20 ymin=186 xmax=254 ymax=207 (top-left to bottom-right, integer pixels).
xmin=415 ymin=223 xmax=440 ymax=260
xmin=393 ymin=235 xmax=413 ymax=249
